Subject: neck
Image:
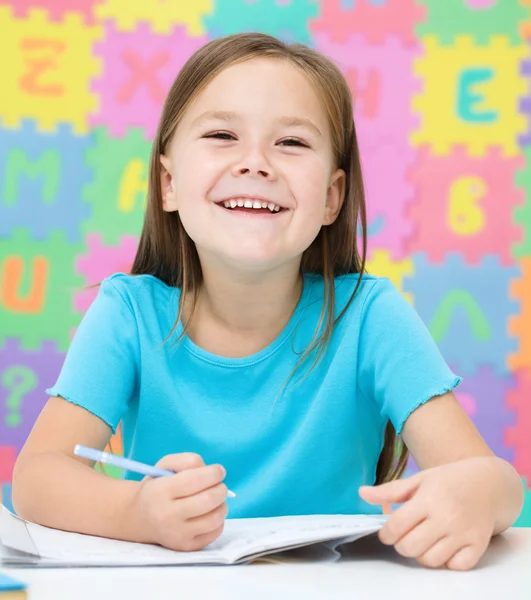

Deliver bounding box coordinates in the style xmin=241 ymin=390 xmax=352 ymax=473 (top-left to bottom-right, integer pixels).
xmin=182 ymin=257 xmax=303 ymax=349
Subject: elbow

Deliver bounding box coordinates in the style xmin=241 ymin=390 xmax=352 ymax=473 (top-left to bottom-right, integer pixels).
xmin=10 ymin=453 xmax=37 ymax=520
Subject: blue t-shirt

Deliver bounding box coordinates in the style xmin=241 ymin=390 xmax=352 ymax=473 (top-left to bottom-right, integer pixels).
xmin=47 ymin=272 xmax=460 ymax=518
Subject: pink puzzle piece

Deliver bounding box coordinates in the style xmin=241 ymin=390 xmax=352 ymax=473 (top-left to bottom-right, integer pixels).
xmin=0 ymin=446 xmax=16 ymax=484
xmin=505 ymin=370 xmax=531 ymax=482
xmin=91 ymin=22 xmax=207 ymax=138
xmin=359 ymin=138 xmax=416 ymax=260
xmin=310 ymin=0 xmax=426 ymax=45
xmin=314 ymin=32 xmax=421 ymax=150
xmin=10 ymin=0 xmax=98 ymax=23
xmin=407 ymin=147 xmax=525 ymax=264
xmin=75 ymin=233 xmax=139 ymax=313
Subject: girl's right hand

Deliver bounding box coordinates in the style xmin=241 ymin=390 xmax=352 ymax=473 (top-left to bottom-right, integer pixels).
xmin=131 ymin=453 xmax=229 ymax=552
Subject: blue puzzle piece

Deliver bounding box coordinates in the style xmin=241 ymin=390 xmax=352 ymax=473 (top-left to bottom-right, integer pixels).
xmin=404 ymin=253 xmax=520 ymax=376
xmin=0 ymin=120 xmax=92 ymax=242
xmin=202 ymin=0 xmax=319 ymax=45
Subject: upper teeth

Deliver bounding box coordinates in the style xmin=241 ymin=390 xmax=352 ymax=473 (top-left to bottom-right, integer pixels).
xmin=222 ymin=198 xmax=281 ymax=212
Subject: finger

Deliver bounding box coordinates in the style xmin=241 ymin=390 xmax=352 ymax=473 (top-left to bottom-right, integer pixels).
xmin=392 ymin=518 xmax=445 ymax=559
xmin=187 ymin=501 xmax=228 ymax=537
xmin=446 ymin=542 xmax=487 ymax=571
xmin=165 ymin=465 xmax=226 ymax=499
xmin=416 ymin=536 xmax=463 ymax=569
xmin=179 ymin=482 xmax=229 ymax=519
xmin=155 ymin=453 xmax=205 ymax=472
xmin=378 ymin=499 xmax=428 ymax=545
xmin=189 ymin=524 xmax=225 ymax=552
xmin=359 ymin=474 xmax=422 ymax=506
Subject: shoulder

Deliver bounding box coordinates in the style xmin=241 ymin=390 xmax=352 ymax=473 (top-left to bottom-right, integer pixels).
xmin=101 ymin=272 xmax=177 ymax=304
xmin=304 ymin=272 xmax=399 ymax=317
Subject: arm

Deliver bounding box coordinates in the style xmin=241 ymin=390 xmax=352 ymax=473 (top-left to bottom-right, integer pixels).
xmin=399 ymin=391 xmax=524 ymax=535
xmin=359 ymin=391 xmax=525 ymax=570
xmin=12 ymin=396 xmax=148 ymax=542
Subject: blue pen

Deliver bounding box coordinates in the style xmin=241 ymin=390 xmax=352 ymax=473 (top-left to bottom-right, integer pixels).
xmin=74 ymin=444 xmax=236 ymax=498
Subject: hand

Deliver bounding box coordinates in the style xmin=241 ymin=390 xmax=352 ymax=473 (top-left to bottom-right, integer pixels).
xmin=132 ymin=453 xmax=229 ymax=552
xmin=359 ymin=457 xmax=498 ymax=570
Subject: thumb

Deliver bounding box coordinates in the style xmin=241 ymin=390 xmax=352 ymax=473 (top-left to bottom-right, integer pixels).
xmin=359 ymin=473 xmax=422 ymax=505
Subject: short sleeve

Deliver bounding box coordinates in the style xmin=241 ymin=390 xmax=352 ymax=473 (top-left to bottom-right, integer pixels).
xmin=357 ymin=278 xmax=461 ymax=435
xmin=46 ymin=276 xmax=140 ymax=433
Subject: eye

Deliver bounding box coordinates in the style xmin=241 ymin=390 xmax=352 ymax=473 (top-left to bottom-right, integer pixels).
xmin=279 ymin=137 xmax=308 ymax=148
xmin=203 ymin=132 xmax=236 ymax=140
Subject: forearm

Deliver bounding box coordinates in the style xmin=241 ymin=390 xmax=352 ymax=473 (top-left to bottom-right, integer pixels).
xmin=11 ymin=452 xmax=148 ymax=543
xmin=483 ymin=456 xmax=525 ymax=535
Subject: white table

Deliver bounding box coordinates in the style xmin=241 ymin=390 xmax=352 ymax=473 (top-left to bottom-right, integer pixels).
xmin=2 ymin=528 xmax=530 ymax=600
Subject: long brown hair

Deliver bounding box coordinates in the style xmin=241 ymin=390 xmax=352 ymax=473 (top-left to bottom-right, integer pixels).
xmin=130 ymin=33 xmax=408 ymax=485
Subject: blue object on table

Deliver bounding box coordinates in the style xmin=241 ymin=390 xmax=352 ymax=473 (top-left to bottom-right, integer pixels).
xmin=0 ymin=572 xmax=26 ymax=591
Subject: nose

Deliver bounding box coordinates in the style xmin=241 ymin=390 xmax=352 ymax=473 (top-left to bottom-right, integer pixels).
xmin=232 ymin=146 xmax=276 ymax=180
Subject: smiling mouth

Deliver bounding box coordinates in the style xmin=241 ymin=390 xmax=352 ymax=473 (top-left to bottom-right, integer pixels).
xmin=216 ymin=198 xmax=287 ymax=214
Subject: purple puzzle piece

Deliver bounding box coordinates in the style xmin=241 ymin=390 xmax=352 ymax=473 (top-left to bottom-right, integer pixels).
xmin=0 ymin=339 xmax=66 ymax=452
xmin=519 ymin=53 xmax=531 ymax=147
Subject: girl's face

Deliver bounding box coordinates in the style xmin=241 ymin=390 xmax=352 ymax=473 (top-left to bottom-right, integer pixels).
xmin=160 ymin=57 xmax=345 ymax=273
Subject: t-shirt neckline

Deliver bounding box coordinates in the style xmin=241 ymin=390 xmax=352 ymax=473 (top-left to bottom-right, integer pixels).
xmin=177 ymin=274 xmax=314 ymax=367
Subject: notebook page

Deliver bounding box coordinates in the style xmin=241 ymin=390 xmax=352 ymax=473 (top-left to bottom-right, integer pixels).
xmin=1 ymin=507 xmax=385 ymax=566
xmin=204 ymin=514 xmax=386 ymax=563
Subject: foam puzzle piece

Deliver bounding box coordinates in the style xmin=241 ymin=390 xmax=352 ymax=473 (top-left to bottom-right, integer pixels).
xmin=310 ymin=0 xmax=425 ymax=45
xmin=411 ymin=36 xmax=528 ymax=156
xmin=521 ymin=0 xmax=531 ymax=40
xmin=508 ymin=257 xmax=531 ymax=372
xmin=416 ymin=0 xmax=528 ymax=45
xmin=95 ymin=0 xmax=212 ymax=36
xmin=0 ymin=6 xmax=101 ymax=134
xmin=0 ymin=339 xmax=65 ymax=452
xmin=357 ymin=140 xmax=416 ymax=260
xmin=365 ymin=250 xmax=414 ymax=303
xmin=519 ymin=49 xmax=531 ymax=147
xmin=450 ymin=365 xmax=516 ymax=463
xmin=407 ymin=146 xmax=525 ymax=264
xmin=74 ymin=233 xmax=139 ymax=313
xmin=8 ymin=0 xmax=99 ymax=24
xmin=513 ymin=146 xmax=531 ymax=259
xmin=0 ymin=228 xmax=84 ymax=351
xmin=82 ymin=127 xmax=151 ymax=244
xmin=0 ymin=484 xmax=14 ymax=513
xmin=314 ymin=33 xmax=421 ymax=150
xmin=0 ymin=120 xmax=92 ymax=242
xmin=505 ymin=370 xmax=531 ymax=483
xmin=0 ymin=447 xmax=16 ymax=484
xmin=203 ymin=0 xmax=318 ymax=44
xmin=514 ymin=478 xmax=531 ymax=527
xmin=404 ymin=253 xmax=520 ymax=375
xmin=90 ymin=22 xmax=206 ymax=138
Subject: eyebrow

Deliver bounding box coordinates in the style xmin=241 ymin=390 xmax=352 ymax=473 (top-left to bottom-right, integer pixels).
xmin=191 ymin=110 xmax=323 ymax=138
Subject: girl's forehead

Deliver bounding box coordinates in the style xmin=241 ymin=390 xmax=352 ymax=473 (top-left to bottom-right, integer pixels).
xmin=182 ymin=58 xmax=329 ymax=128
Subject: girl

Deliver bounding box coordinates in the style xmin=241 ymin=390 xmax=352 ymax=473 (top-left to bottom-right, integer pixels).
xmin=12 ymin=33 xmax=523 ymax=570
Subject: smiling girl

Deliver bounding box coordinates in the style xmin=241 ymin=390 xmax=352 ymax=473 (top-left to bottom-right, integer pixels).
xmin=12 ymin=33 xmax=523 ymax=570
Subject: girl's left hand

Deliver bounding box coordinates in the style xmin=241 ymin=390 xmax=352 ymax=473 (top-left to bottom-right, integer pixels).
xmin=359 ymin=457 xmax=498 ymax=571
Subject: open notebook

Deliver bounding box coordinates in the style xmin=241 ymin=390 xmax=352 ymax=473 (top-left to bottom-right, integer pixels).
xmin=0 ymin=505 xmax=387 ymax=567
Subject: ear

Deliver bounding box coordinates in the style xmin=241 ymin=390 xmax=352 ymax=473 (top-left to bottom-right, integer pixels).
xmin=323 ymin=168 xmax=346 ymax=226
xmin=160 ymin=154 xmax=178 ymax=212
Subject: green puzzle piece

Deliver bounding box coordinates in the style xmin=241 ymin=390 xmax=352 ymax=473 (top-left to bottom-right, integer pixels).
xmin=202 ymin=0 xmax=319 ymax=45
xmin=82 ymin=127 xmax=151 ymax=246
xmin=514 ymin=478 xmax=531 ymax=527
xmin=416 ymin=0 xmax=528 ymax=45
xmin=0 ymin=229 xmax=84 ymax=351
xmin=513 ymin=146 xmax=531 ymax=260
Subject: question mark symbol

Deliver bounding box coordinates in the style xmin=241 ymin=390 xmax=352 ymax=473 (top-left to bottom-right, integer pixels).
xmin=2 ymin=365 xmax=37 ymax=428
